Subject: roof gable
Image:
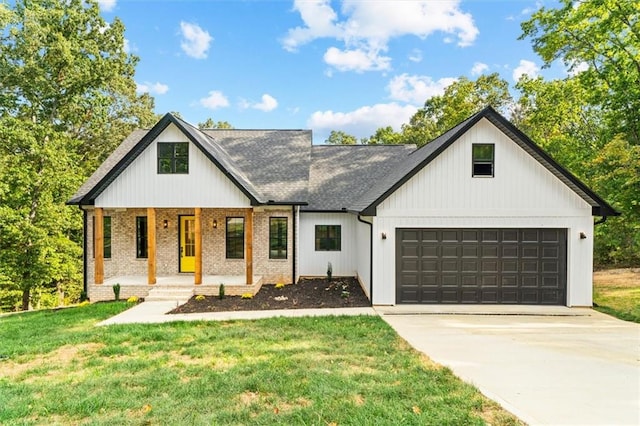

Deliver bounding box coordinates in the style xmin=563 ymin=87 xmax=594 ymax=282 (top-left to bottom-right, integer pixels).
xmin=69 ymin=113 xmax=264 ymax=205
xmin=354 ymin=106 xmax=619 ymax=217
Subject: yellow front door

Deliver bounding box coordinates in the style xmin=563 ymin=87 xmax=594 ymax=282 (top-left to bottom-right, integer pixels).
xmin=180 ymin=216 xmax=195 ymax=272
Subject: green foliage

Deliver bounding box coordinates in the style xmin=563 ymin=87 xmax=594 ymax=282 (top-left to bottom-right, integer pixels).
xmin=327 ymin=262 xmax=333 ymax=282
xmin=112 ymin=284 xmax=121 ymax=301
xmin=520 ymin=0 xmax=640 ymax=145
xmin=400 ymin=73 xmax=513 ymax=146
xmin=198 ymin=117 xmax=234 ymax=129
xmin=0 ymin=0 xmax=157 ymax=310
xmin=325 ymin=130 xmax=358 ymax=145
xmin=218 ymin=283 xmax=225 ymax=300
xmin=361 ymin=126 xmax=404 ymax=145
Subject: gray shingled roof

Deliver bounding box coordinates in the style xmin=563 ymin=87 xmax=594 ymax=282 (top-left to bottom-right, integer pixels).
xmin=202 ymin=129 xmax=311 ymax=203
xmin=69 ymin=109 xmax=617 ymax=217
xmin=305 ymin=145 xmax=415 ymax=211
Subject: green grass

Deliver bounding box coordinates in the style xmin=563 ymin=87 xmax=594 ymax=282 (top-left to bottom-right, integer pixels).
xmin=0 ymin=303 xmax=521 ymax=425
xmin=593 ymin=269 xmax=640 ymax=323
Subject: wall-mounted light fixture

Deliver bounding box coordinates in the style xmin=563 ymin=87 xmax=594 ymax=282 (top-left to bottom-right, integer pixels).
xmin=579 ymin=232 xmax=587 ymax=240
xmin=163 ymin=219 xmax=169 ymax=229
xmin=381 ymin=232 xmax=387 ymax=240
xmin=213 ymin=219 xmax=218 ymax=229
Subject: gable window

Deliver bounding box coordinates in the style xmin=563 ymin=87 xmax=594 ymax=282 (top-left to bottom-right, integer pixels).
xmin=315 ymin=225 xmax=341 ymax=251
xmin=269 ymin=217 xmax=288 ymax=259
xmin=136 ymin=216 xmax=148 ymax=259
xmin=472 ymin=144 xmax=494 ymax=177
xmin=226 ymin=217 xmax=244 ymax=259
xmin=93 ymin=216 xmax=112 ymax=259
xmin=158 ymin=142 xmax=189 ymax=174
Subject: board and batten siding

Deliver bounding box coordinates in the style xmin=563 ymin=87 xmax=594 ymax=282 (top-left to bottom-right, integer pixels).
xmin=96 ymin=124 xmax=250 ymax=208
xmin=372 ymin=118 xmax=594 ymax=307
xmin=298 ymin=213 xmax=359 ymax=277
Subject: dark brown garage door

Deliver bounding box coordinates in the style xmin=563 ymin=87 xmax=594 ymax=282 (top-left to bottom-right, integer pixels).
xmin=396 ymin=228 xmax=567 ymax=305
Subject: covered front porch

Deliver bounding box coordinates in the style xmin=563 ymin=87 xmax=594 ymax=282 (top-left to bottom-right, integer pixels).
xmin=85 ymin=205 xmax=293 ymax=302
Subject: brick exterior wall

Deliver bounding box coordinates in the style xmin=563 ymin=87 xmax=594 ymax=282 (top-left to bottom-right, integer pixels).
xmin=86 ymin=207 xmax=293 ymax=301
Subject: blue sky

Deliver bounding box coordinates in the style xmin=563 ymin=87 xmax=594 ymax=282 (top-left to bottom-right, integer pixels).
xmin=97 ymin=0 xmax=569 ymax=143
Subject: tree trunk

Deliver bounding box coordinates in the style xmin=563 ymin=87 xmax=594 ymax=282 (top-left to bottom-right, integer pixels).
xmin=21 ymin=288 xmax=30 ymax=311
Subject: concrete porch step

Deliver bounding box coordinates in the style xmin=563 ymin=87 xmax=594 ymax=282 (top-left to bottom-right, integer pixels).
xmin=146 ymin=286 xmax=195 ymax=302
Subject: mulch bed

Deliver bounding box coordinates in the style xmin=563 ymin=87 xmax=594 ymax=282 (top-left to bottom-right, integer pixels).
xmin=169 ymin=277 xmax=370 ymax=314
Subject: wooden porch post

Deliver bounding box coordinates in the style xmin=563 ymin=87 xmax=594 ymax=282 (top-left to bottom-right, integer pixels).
xmin=94 ymin=207 xmax=104 ymax=284
xmin=147 ymin=208 xmax=156 ymax=285
xmin=194 ymin=207 xmax=202 ymax=285
xmin=245 ymin=208 xmax=253 ymax=285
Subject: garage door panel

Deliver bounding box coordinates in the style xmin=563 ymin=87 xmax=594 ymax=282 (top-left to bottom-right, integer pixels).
xmin=397 ymin=228 xmax=566 ymax=305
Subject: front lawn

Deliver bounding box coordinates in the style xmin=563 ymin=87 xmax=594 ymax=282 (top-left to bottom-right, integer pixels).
xmin=0 ymin=303 xmax=521 ymax=425
xmin=593 ymin=268 xmax=640 ymax=323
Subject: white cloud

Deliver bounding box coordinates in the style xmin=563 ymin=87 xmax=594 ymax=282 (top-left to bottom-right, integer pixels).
xmin=200 ymin=91 xmax=229 ymax=110
xmin=308 ymin=103 xmax=418 ymax=140
xmin=323 ymin=46 xmax=391 ymax=72
xmin=512 ymin=59 xmax=539 ymax=81
xmin=408 ymin=49 xmax=422 ymax=63
xmin=567 ymin=61 xmax=589 ymax=76
xmin=241 ymin=94 xmax=279 ymax=112
xmin=97 ymin=0 xmax=117 ymax=12
xmin=471 ymin=62 xmax=489 ymax=76
xmin=387 ymin=74 xmax=457 ymax=104
xmin=180 ymin=22 xmax=212 ymax=59
xmin=283 ymin=0 xmax=478 ymax=72
xmin=136 ymin=81 xmax=169 ymax=95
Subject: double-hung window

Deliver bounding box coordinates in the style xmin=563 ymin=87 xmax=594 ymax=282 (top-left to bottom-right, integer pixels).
xmin=472 ymin=144 xmax=494 ymax=177
xmin=158 ymin=142 xmax=189 ymax=174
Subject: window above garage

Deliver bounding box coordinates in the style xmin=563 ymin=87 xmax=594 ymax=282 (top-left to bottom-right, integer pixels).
xmin=472 ymin=144 xmax=494 ymax=177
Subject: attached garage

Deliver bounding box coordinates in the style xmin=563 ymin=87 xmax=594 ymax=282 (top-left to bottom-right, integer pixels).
xmin=396 ymin=228 xmax=567 ymax=305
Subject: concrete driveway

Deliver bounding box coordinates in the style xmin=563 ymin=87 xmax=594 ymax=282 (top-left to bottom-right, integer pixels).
xmin=378 ymin=306 xmax=640 ymax=426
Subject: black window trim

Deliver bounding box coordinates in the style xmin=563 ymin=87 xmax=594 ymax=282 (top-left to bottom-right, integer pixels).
xmin=472 ymin=143 xmax=495 ymax=177
xmin=225 ymin=217 xmax=245 ymax=259
xmin=136 ymin=216 xmax=148 ymax=259
xmin=157 ymin=142 xmax=189 ymax=174
xmin=269 ymin=217 xmax=288 ymax=260
xmin=92 ymin=215 xmax=112 ymax=259
xmin=315 ymin=224 xmax=341 ymax=252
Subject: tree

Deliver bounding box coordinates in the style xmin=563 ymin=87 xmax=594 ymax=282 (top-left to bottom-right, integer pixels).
xmin=198 ymin=117 xmax=234 ymax=129
xmin=0 ymin=0 xmax=156 ymax=310
xmin=400 ymin=73 xmax=513 ymax=146
xmin=520 ymin=0 xmax=640 ymax=145
xmin=361 ymin=126 xmax=404 ymax=145
xmin=325 ymin=130 xmax=357 ymax=145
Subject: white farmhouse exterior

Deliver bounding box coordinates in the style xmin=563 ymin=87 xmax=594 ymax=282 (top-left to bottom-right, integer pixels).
xmin=69 ymin=107 xmax=617 ymax=306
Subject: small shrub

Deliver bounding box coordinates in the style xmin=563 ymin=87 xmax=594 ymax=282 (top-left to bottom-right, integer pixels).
xmin=275 ymin=282 xmax=285 ymax=289
xmin=327 ymin=262 xmax=333 ymax=282
xmin=79 ymin=290 xmax=88 ymax=302
xmin=341 ymin=291 xmax=350 ymax=299
xmin=195 ymin=295 xmax=206 ymax=301
xmin=127 ymin=296 xmax=139 ymax=304
xmin=218 ymin=284 xmax=225 ymax=300
xmin=112 ymin=284 xmax=121 ymax=301
xmin=241 ymin=293 xmax=253 ymax=299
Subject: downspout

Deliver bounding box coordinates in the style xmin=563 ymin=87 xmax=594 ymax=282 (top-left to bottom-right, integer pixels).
xmin=292 ymin=205 xmax=297 ymax=284
xmin=594 ymin=216 xmax=607 ymax=225
xmin=357 ymin=214 xmax=373 ymax=305
xmin=78 ymin=206 xmax=88 ymax=298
